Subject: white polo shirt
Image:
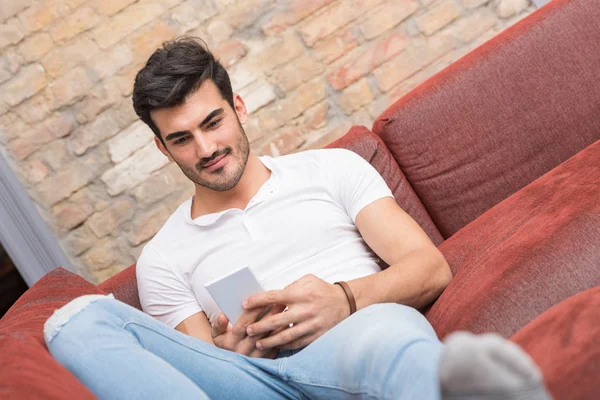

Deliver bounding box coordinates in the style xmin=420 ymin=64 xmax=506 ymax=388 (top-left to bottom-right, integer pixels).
xmin=137 ymin=148 xmax=394 ymax=328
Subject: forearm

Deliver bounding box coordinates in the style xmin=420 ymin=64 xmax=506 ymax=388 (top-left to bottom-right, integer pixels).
xmin=175 ymin=312 xmax=216 ymax=345
xmin=347 ymin=247 xmax=452 ymax=311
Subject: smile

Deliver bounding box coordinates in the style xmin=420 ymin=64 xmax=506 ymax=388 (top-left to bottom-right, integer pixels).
xmin=202 ymin=153 xmax=228 ymax=171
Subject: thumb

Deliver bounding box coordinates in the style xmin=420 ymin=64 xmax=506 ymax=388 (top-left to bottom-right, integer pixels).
xmin=211 ymin=313 xmax=229 ymax=338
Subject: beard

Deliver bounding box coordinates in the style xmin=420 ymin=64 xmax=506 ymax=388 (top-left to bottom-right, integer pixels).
xmin=174 ymin=119 xmax=250 ymax=192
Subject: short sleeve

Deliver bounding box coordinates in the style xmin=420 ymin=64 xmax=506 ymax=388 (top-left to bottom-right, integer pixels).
xmin=136 ymin=246 xmax=203 ymax=329
xmin=323 ymin=148 xmax=394 ymax=222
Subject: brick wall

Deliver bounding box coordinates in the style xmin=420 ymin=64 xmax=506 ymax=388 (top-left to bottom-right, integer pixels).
xmin=0 ymin=0 xmax=535 ymax=283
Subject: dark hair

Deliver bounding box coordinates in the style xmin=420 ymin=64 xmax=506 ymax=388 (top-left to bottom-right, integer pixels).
xmin=132 ymin=37 xmax=234 ymax=141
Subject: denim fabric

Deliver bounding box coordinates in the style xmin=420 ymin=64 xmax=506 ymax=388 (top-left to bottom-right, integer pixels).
xmin=45 ymin=297 xmax=443 ymax=400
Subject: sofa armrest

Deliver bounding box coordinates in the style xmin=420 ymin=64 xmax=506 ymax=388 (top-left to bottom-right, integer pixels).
xmin=511 ymin=285 xmax=600 ymax=400
xmin=425 ymin=140 xmax=600 ymax=339
xmin=0 ymin=268 xmax=105 ymax=399
xmin=0 ymin=333 xmax=97 ymax=399
xmin=0 ymin=268 xmax=106 ymax=344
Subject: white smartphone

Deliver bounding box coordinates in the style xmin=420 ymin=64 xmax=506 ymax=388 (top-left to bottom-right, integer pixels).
xmin=204 ymin=264 xmax=265 ymax=325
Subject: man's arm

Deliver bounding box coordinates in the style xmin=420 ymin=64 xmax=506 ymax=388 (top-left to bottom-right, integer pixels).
xmin=175 ymin=312 xmax=214 ymax=344
xmin=244 ymin=197 xmax=452 ymax=350
xmin=350 ymin=196 xmax=452 ymax=310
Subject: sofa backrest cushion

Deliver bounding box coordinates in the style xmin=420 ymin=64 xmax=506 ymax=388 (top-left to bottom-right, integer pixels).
xmin=511 ymin=285 xmax=600 ymax=400
xmin=327 ymin=125 xmax=443 ymax=246
xmin=372 ymin=0 xmax=600 ymax=238
xmin=98 ymin=263 xmax=142 ymax=310
xmin=426 ymin=139 xmax=600 ymax=338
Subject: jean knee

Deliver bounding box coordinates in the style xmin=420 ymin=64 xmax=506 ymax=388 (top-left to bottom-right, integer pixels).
xmin=354 ymin=303 xmax=428 ymax=326
xmin=44 ymin=294 xmax=115 ymax=345
xmin=346 ymin=303 xmax=439 ymax=346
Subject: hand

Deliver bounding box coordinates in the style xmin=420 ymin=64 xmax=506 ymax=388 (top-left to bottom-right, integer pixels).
xmin=243 ymin=274 xmax=351 ymax=351
xmin=211 ymin=304 xmax=286 ymax=359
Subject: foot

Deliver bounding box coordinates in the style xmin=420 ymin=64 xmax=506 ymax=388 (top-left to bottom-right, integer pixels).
xmin=439 ymin=332 xmax=552 ymax=400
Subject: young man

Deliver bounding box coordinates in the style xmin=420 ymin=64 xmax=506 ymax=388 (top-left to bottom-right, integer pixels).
xmin=44 ymin=38 xmax=550 ymax=400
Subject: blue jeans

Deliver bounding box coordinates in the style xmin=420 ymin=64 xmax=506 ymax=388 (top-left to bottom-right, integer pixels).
xmin=44 ymin=296 xmax=444 ymax=400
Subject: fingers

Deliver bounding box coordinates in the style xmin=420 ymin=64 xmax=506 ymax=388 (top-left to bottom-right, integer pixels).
xmin=267 ymin=303 xmax=287 ymax=316
xmin=211 ymin=313 xmax=229 ymax=338
xmin=232 ymin=306 xmax=268 ymax=337
xmin=246 ymin=307 xmax=295 ymax=337
xmin=254 ymin=303 xmax=286 ymax=324
xmin=266 ymin=318 xmax=290 ymax=341
xmin=256 ymin=322 xmax=315 ymax=350
xmin=256 ymin=305 xmax=289 ymax=342
xmin=243 ymin=289 xmax=290 ymax=310
xmin=236 ymin=333 xmax=278 ymax=358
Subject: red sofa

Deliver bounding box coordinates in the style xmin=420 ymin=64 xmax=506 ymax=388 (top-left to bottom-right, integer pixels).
xmin=1 ymin=0 xmax=599 ymax=398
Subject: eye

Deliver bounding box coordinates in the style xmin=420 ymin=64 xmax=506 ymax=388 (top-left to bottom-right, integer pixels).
xmin=207 ymin=119 xmax=222 ymax=129
xmin=173 ymin=136 xmax=188 ymax=145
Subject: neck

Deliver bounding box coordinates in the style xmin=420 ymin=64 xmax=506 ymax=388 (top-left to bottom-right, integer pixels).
xmin=190 ymin=154 xmax=270 ymax=219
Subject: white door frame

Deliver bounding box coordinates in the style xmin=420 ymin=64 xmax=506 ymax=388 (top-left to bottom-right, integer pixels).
xmin=0 ymin=152 xmax=73 ymax=286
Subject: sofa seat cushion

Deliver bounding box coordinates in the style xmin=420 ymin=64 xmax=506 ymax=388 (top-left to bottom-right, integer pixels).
xmin=327 ymin=125 xmax=443 ymax=246
xmin=372 ymin=0 xmax=600 ymax=238
xmin=511 ymin=285 xmax=600 ymax=400
xmin=425 ymin=139 xmax=600 ymax=339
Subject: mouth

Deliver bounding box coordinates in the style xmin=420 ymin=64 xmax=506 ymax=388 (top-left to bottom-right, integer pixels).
xmin=202 ymin=152 xmax=229 ymax=171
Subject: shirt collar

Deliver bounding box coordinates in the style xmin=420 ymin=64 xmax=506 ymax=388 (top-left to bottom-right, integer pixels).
xmin=184 ymin=156 xmax=278 ymax=227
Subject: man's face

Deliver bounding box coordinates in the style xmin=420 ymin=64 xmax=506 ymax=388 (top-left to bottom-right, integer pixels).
xmin=152 ymin=80 xmax=250 ymax=192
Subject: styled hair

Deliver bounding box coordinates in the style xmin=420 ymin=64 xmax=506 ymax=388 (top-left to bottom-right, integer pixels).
xmin=132 ymin=37 xmax=234 ymax=141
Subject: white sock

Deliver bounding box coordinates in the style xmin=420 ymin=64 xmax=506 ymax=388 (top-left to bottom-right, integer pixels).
xmin=439 ymin=332 xmax=552 ymax=400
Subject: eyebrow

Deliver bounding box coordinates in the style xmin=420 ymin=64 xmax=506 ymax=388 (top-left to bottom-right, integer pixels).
xmin=164 ymin=108 xmax=225 ymax=142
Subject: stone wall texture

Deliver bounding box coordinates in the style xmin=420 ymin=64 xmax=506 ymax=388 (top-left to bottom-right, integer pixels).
xmin=0 ymin=0 xmax=535 ymax=283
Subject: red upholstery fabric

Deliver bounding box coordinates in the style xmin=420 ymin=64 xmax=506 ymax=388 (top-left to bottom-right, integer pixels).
xmin=327 ymin=125 xmax=443 ymax=246
xmin=425 ymin=139 xmax=600 ymax=339
xmin=0 ymin=267 xmax=105 ymax=399
xmin=0 ymin=333 xmax=96 ymax=399
xmin=372 ymin=0 xmax=600 ymax=238
xmin=99 ymin=263 xmax=142 ymax=310
xmin=0 ymin=267 xmax=107 ymax=345
xmin=511 ymin=285 xmax=600 ymax=400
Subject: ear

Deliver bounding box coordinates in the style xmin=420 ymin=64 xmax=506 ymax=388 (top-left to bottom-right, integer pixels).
xmin=155 ymin=136 xmax=174 ymax=162
xmin=233 ymin=93 xmax=248 ymax=124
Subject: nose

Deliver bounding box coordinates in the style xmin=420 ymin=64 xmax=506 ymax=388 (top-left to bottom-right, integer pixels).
xmin=191 ymin=131 xmax=217 ymax=159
